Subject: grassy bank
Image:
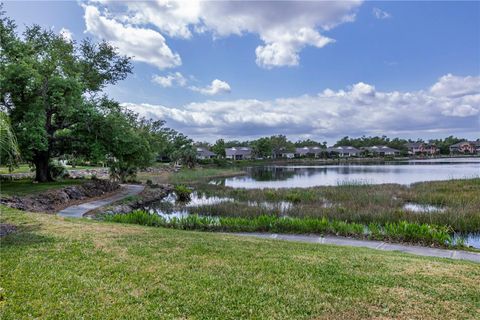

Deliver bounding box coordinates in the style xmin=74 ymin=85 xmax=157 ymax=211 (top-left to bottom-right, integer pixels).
xmin=169 ymin=167 xmax=245 ymax=184
xmin=105 ymin=211 xmax=455 ymax=247
xmin=1 ymin=206 xmax=479 ymax=319
xmin=0 ymin=178 xmax=87 ymax=196
xmin=192 ymin=179 xmax=480 ymax=232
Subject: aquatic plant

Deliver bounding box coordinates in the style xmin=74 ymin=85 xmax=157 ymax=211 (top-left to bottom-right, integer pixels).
xmin=104 ymin=211 xmax=457 ymax=247
xmin=174 ymin=185 xmax=192 ymax=202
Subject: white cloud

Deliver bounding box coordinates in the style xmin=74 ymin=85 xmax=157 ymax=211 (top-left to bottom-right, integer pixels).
xmin=430 ymin=74 xmax=480 ymax=97
xmin=83 ymin=5 xmax=181 ymax=70
xmin=372 ymin=8 xmax=391 ymax=19
xmin=190 ymin=79 xmax=231 ymax=95
xmin=59 ymin=27 xmax=73 ymax=41
xmin=82 ymin=1 xmax=363 ymax=68
xmin=122 ymin=74 xmax=480 ymax=140
xmin=152 ymin=72 xmax=187 ymax=88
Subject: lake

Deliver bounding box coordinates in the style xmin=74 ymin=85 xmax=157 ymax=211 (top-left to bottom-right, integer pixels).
xmin=215 ymin=158 xmax=480 ymax=189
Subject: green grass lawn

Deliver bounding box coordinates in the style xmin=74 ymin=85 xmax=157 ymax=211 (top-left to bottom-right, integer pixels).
xmin=0 ymin=179 xmax=87 ymax=196
xmin=0 ymin=164 xmax=32 ymax=174
xmin=1 ymin=206 xmax=479 ymax=319
xmin=0 ymin=165 xmax=103 ymax=175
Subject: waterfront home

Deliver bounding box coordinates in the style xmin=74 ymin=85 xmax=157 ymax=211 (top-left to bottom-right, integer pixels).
xmin=294 ymin=146 xmax=325 ymax=158
xmin=272 ymin=147 xmax=295 ymax=159
xmin=405 ymin=142 xmax=439 ymax=155
xmin=326 ymin=146 xmax=361 ymax=157
xmin=225 ymin=147 xmax=252 ymax=160
xmin=449 ymin=141 xmax=480 ymax=154
xmin=362 ymin=145 xmax=401 ymax=156
xmin=196 ymin=147 xmax=216 ymax=160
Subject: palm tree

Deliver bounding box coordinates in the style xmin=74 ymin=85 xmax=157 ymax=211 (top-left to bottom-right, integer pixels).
xmin=0 ymin=111 xmax=20 ymax=171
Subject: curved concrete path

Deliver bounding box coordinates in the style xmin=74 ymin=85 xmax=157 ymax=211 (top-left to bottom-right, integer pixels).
xmin=234 ymin=232 xmax=480 ymax=263
xmin=58 ymin=184 xmax=145 ymax=218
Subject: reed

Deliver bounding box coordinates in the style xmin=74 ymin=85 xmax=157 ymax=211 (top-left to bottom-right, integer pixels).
xmin=104 ymin=211 xmax=457 ymax=247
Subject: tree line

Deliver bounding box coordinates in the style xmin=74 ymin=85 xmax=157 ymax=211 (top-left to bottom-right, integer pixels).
xmin=198 ymin=135 xmax=476 ymax=158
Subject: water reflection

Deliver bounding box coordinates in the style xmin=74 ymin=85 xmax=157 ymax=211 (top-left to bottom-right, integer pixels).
xmin=219 ymin=160 xmax=480 ymax=188
xmin=403 ymin=203 xmax=446 ymax=213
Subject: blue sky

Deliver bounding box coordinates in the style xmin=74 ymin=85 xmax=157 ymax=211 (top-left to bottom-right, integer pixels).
xmin=4 ymin=1 xmax=480 ymax=143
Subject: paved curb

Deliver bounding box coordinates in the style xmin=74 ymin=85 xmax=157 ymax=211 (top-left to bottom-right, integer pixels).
xmin=233 ymin=232 xmax=480 ymax=263
xmin=57 ymin=184 xmax=145 ymax=218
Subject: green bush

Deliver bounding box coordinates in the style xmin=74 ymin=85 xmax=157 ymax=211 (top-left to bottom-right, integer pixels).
xmin=174 ymin=184 xmax=192 ymax=202
xmin=49 ymin=162 xmax=68 ymax=179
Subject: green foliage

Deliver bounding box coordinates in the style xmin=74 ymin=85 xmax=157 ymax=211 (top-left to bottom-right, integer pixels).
xmin=105 ymin=211 xmax=456 ymax=247
xmin=48 ymin=161 xmax=67 ymax=179
xmin=174 ymin=185 xmax=192 ymax=202
xmin=334 ymin=135 xmax=409 ymax=152
xmin=0 ymin=12 xmax=132 ymax=181
xmin=428 ymin=135 xmax=466 ymax=154
xmin=0 ymin=112 xmax=20 ymax=170
xmin=211 ymin=139 xmax=226 ymax=157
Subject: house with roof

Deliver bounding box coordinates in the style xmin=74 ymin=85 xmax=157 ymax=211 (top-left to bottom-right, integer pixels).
xmin=225 ymin=147 xmax=252 ymax=160
xmin=362 ymin=145 xmax=401 ymax=156
xmin=196 ymin=147 xmax=216 ymax=160
xmin=272 ymin=147 xmax=295 ymax=159
xmin=294 ymin=146 xmax=325 ymax=158
xmin=405 ymin=142 xmax=439 ymax=155
xmin=326 ymin=146 xmax=361 ymax=157
xmin=449 ymin=141 xmax=480 ymax=154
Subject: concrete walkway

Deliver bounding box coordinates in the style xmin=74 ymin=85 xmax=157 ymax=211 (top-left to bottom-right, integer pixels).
xmin=57 ymin=184 xmax=145 ymax=218
xmin=234 ymin=232 xmax=480 ymax=263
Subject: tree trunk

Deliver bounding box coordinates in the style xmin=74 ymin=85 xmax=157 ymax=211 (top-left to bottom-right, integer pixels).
xmin=34 ymin=152 xmax=53 ymax=182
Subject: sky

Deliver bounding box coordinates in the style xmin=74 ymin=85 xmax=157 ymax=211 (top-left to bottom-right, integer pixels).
xmin=3 ymin=0 xmax=480 ymax=143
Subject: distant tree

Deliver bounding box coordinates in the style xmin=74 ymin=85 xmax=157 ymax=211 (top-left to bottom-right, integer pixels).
xmin=0 ymin=12 xmax=132 ymax=181
xmin=294 ymin=139 xmax=324 ymax=147
xmin=171 ymin=145 xmax=196 ymax=168
xmin=212 ymin=139 xmax=226 ymax=157
xmin=251 ymin=137 xmax=272 ymax=158
xmin=429 ymin=136 xmax=465 ymax=154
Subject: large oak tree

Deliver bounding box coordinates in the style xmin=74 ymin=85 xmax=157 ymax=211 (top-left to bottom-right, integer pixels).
xmin=0 ymin=10 xmax=132 ymax=181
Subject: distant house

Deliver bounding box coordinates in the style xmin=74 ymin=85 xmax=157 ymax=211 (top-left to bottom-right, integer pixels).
xmin=294 ymin=146 xmax=324 ymax=158
xmin=405 ymin=142 xmax=439 ymax=155
xmin=449 ymin=141 xmax=480 ymax=154
xmin=196 ymin=147 xmax=216 ymax=160
xmin=326 ymin=146 xmax=361 ymax=157
xmin=225 ymin=147 xmax=252 ymax=160
xmin=272 ymin=147 xmax=295 ymax=159
xmin=362 ymin=145 xmax=400 ymax=156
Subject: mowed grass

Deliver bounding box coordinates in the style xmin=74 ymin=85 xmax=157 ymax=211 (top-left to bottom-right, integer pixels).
xmin=0 ymin=164 xmax=102 ymax=175
xmin=0 ymin=164 xmax=32 ymax=174
xmin=1 ymin=206 xmax=479 ymax=319
xmin=0 ymin=179 xmax=87 ymax=196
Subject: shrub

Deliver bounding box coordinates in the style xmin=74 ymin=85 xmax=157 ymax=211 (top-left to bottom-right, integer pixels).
xmin=174 ymin=184 xmax=192 ymax=202
xmin=49 ymin=162 xmax=68 ymax=179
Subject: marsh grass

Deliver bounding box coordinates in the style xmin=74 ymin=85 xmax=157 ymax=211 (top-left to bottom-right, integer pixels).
xmin=105 ymin=211 xmax=455 ymax=247
xmin=191 ymin=179 xmax=480 ymax=232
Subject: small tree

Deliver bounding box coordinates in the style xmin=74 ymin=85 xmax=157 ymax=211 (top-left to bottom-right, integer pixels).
xmin=212 ymin=139 xmax=226 ymax=157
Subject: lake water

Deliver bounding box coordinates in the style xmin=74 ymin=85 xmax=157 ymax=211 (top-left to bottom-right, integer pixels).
xmin=215 ymin=158 xmax=480 ymax=189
